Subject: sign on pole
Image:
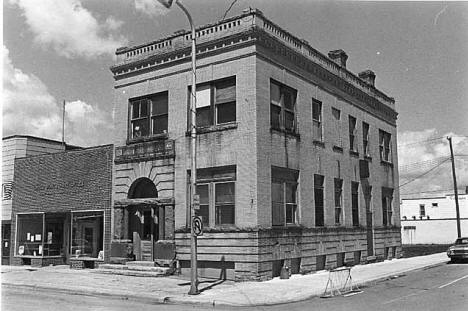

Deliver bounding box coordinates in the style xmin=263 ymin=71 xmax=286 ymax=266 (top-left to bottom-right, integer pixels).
xmin=193 ymin=194 xmax=200 ymax=210
xmin=192 ymin=216 xmax=203 ymax=236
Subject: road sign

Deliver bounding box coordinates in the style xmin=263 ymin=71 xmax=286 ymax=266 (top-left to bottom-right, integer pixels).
xmin=192 ymin=216 xmax=203 ymax=236
xmin=193 ymin=194 xmax=200 ymax=210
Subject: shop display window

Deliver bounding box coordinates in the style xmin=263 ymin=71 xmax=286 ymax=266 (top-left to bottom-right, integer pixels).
xmin=71 ymin=211 xmax=104 ymax=259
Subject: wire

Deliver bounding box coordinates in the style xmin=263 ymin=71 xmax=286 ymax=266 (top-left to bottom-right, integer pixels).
xmin=221 ymin=0 xmax=239 ymax=21
xmin=400 ymin=189 xmax=456 ymax=195
xmin=398 ymin=136 xmax=445 ymax=147
xmin=399 ymin=158 xmax=450 ymax=188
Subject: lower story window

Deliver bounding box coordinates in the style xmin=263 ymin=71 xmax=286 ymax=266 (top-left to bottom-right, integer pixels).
xmin=381 ymin=187 xmax=394 ymax=227
xmin=272 ymin=166 xmax=299 ymax=226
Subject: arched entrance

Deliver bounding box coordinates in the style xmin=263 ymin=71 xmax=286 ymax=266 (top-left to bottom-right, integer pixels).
xmin=128 ymin=178 xmax=158 ymax=261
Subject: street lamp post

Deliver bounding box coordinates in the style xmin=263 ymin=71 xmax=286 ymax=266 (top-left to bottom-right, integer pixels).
xmin=157 ymin=0 xmax=199 ymax=295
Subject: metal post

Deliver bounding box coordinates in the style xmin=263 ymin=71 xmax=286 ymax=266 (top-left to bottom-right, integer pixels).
xmin=447 ymin=136 xmax=461 ymax=238
xmin=175 ymin=1 xmax=199 ymax=295
xmin=62 ymin=100 xmax=66 ymax=147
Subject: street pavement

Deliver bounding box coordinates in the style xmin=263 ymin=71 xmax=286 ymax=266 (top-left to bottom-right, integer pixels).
xmin=1 ymin=252 xmax=449 ymax=307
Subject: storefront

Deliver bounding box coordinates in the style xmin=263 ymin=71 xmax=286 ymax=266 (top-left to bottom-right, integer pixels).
xmin=10 ymin=145 xmax=113 ymax=267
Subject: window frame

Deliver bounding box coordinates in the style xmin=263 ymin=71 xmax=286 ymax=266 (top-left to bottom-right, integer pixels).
xmin=312 ymin=98 xmax=323 ymax=141
xmin=351 ymin=181 xmax=360 ymax=227
xmin=129 ymin=91 xmax=169 ymax=140
xmin=334 ymin=178 xmax=343 ymax=225
xmin=332 ymin=107 xmax=342 ymax=146
xmin=382 ymin=187 xmax=394 ymax=227
xmin=270 ymin=79 xmax=297 ymax=133
xmin=419 ymin=204 xmax=426 ymax=217
xmin=271 ymin=167 xmax=299 ymax=227
xmin=314 ymin=174 xmax=325 ymax=227
xmin=349 ymin=115 xmax=357 ymax=152
xmin=362 ymin=122 xmax=370 ymax=156
xmin=379 ymin=130 xmax=392 ymax=162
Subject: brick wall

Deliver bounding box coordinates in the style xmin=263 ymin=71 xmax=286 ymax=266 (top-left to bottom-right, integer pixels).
xmin=10 ymin=145 xmax=113 ymax=263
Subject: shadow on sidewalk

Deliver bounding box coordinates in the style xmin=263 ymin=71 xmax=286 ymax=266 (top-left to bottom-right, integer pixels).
xmin=177 ymin=279 xmax=227 ymax=293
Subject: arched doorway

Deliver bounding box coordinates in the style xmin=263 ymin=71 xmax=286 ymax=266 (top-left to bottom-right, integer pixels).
xmin=128 ymin=178 xmax=158 ymax=261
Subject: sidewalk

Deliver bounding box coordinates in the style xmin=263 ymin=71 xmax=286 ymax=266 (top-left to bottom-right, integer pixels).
xmin=1 ymin=253 xmax=448 ymax=307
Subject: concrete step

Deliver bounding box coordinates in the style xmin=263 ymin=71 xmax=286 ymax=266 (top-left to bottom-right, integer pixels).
xmin=98 ymin=264 xmax=128 ymax=270
xmin=127 ymin=265 xmax=170 ymax=273
xmin=93 ymin=267 xmax=171 ymax=277
xmin=126 ymin=261 xmax=156 ymax=267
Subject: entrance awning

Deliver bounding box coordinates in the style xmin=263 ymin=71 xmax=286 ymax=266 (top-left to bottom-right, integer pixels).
xmin=114 ymin=197 xmax=174 ymax=208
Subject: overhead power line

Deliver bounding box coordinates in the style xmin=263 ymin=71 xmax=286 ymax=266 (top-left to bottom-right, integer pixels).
xmin=399 ymin=158 xmax=450 ymax=188
xmin=398 ymin=136 xmax=445 ymax=147
xmin=221 ymin=0 xmax=239 ymax=20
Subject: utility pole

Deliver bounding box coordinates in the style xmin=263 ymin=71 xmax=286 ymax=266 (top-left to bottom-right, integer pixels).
xmin=62 ymin=100 xmax=66 ymax=147
xmin=447 ymin=136 xmax=461 ymax=238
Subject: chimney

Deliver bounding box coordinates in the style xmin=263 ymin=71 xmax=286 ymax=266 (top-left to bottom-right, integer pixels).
xmin=328 ymin=49 xmax=348 ymax=68
xmin=358 ymin=70 xmax=376 ymax=86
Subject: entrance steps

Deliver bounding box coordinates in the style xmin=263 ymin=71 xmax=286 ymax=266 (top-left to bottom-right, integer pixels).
xmin=93 ymin=261 xmax=172 ymax=277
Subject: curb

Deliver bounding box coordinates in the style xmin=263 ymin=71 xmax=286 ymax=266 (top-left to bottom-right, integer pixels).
xmin=2 ymin=258 xmax=449 ymax=307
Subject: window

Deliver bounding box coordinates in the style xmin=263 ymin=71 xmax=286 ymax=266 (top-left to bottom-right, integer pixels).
xmin=71 ymin=211 xmax=104 ymax=258
xmin=130 ymin=92 xmax=168 ymax=139
xmin=193 ymin=77 xmax=236 ymax=127
xmin=193 ymin=166 xmax=236 ymax=227
xmin=334 ymin=179 xmax=343 ymax=225
xmin=351 ymin=182 xmax=359 ymax=227
xmin=419 ymin=204 xmax=426 ymax=217
xmin=379 ymin=130 xmax=392 ymax=162
xmin=382 ymin=187 xmax=394 ymax=227
xmin=349 ymin=115 xmax=357 ymax=152
xmin=270 ymin=80 xmax=297 ymax=133
xmin=332 ymin=107 xmax=341 ymax=146
xmin=314 ymin=174 xmax=325 ymax=227
xmin=271 ymin=167 xmax=299 ymax=226
xmin=432 ymin=202 xmax=438 ymax=208
xmin=312 ymin=99 xmax=322 ymax=141
xmin=362 ymin=122 xmax=370 ymax=156
xmin=2 ymin=181 xmax=13 ymax=200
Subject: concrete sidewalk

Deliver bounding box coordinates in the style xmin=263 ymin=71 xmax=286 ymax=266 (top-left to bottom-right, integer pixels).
xmin=1 ymin=253 xmax=449 ymax=307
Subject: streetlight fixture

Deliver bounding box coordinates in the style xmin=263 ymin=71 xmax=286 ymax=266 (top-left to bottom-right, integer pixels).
xmin=157 ymin=0 xmax=199 ymax=295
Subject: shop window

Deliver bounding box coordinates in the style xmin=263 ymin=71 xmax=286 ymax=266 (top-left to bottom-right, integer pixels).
xmin=379 ymin=130 xmax=392 ymax=162
xmin=362 ymin=122 xmax=370 ymax=156
xmin=191 ymin=77 xmax=236 ymax=127
xmin=314 ymin=174 xmax=325 ymax=227
xmin=129 ymin=91 xmax=168 ymax=139
xmin=193 ymin=166 xmax=236 ymax=227
xmin=351 ymin=182 xmax=360 ymax=227
xmin=349 ymin=115 xmax=357 ymax=152
xmin=334 ymin=178 xmax=343 ymax=225
xmin=71 ymin=211 xmax=103 ymax=258
xmin=382 ymin=187 xmax=394 ymax=227
xmin=270 ymin=79 xmax=297 ymax=133
xmin=312 ymin=99 xmax=322 ymax=141
xmin=271 ymin=166 xmax=299 ymax=226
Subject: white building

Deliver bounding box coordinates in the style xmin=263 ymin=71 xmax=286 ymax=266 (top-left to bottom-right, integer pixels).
xmin=400 ymin=191 xmax=468 ymax=244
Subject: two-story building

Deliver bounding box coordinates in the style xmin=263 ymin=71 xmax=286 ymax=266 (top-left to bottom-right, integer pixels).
xmin=109 ymin=9 xmax=401 ymax=281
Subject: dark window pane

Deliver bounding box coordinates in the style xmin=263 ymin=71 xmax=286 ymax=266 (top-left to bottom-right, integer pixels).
xmin=216 ymin=102 xmax=236 ymax=124
xmin=312 ymin=100 xmax=321 ymax=121
xmin=283 ymin=90 xmax=295 ymax=110
xmin=332 ymin=107 xmax=341 ymax=120
xmin=215 ymin=183 xmax=235 ymax=204
xmin=271 ymin=182 xmax=284 ymax=203
xmin=152 ymin=94 xmax=168 ymax=115
xmin=216 ymin=205 xmax=234 ymax=224
xmin=132 ymin=102 xmax=140 ymax=119
xmin=196 ymin=107 xmax=212 ymax=127
xmin=152 ymin=115 xmax=168 ymax=135
xmin=285 ymin=183 xmax=296 ymax=203
xmin=272 ymin=202 xmax=285 ymax=226
xmin=271 ymin=105 xmax=281 ymax=129
xmin=270 ymin=82 xmax=281 ymax=106
xmin=132 ymin=119 xmax=149 ymax=138
xmin=197 ymin=185 xmax=209 ymax=205
xmin=286 ymin=203 xmax=296 ymax=224
xmin=140 ymin=100 xmax=149 ymax=117
xmin=215 ymin=78 xmax=236 ymax=104
xmin=196 ymin=205 xmax=209 ymax=227
xmin=284 ymin=111 xmax=295 ymax=131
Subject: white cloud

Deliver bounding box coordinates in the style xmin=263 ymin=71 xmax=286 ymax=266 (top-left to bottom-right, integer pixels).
xmin=2 ymin=45 xmax=113 ymax=147
xmin=398 ymin=129 xmax=468 ymax=196
xmin=9 ymin=0 xmax=128 ymax=59
xmin=134 ymin=0 xmax=168 ymax=17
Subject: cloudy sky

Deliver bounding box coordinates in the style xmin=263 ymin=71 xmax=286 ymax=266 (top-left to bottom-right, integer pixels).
xmin=3 ymin=0 xmax=468 ymax=195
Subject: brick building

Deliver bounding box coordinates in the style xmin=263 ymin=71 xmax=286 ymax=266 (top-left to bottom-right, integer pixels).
xmin=9 ymin=145 xmax=113 ymax=267
xmin=2 ymin=135 xmax=77 ymax=265
xmin=109 ymin=9 xmax=401 ymax=281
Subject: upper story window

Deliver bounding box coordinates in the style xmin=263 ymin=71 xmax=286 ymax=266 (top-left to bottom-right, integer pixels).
xmin=379 ymin=130 xmax=392 ymax=162
xmin=332 ymin=107 xmax=342 ymax=146
xmin=382 ymin=187 xmax=394 ymax=227
xmin=362 ymin=122 xmax=370 ymax=156
xmin=312 ymin=99 xmax=323 ymax=141
xmin=194 ymin=77 xmax=236 ymax=127
xmin=419 ymin=204 xmax=426 ymax=217
xmin=349 ymin=115 xmax=357 ymax=152
xmin=270 ymin=80 xmax=297 ymax=133
xmin=129 ymin=92 xmax=168 ymax=139
xmin=271 ymin=166 xmax=299 ymax=226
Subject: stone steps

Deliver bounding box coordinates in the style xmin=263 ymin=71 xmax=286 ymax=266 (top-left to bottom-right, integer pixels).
xmin=94 ymin=261 xmax=173 ymax=277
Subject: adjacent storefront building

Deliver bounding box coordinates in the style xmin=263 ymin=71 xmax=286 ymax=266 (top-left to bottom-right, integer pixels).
xmin=10 ymin=145 xmax=113 ymax=267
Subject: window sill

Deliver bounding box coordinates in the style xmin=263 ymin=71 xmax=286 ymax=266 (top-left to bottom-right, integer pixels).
xmin=270 ymin=128 xmax=300 ymax=139
xmin=312 ymin=140 xmax=325 ymax=148
xmin=349 ymin=150 xmax=359 ymax=157
xmin=333 ymin=145 xmax=343 ymax=153
xmin=380 ymin=160 xmax=393 ymax=167
xmin=127 ymin=133 xmax=168 ymax=145
xmin=186 ymin=122 xmax=238 ymax=135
